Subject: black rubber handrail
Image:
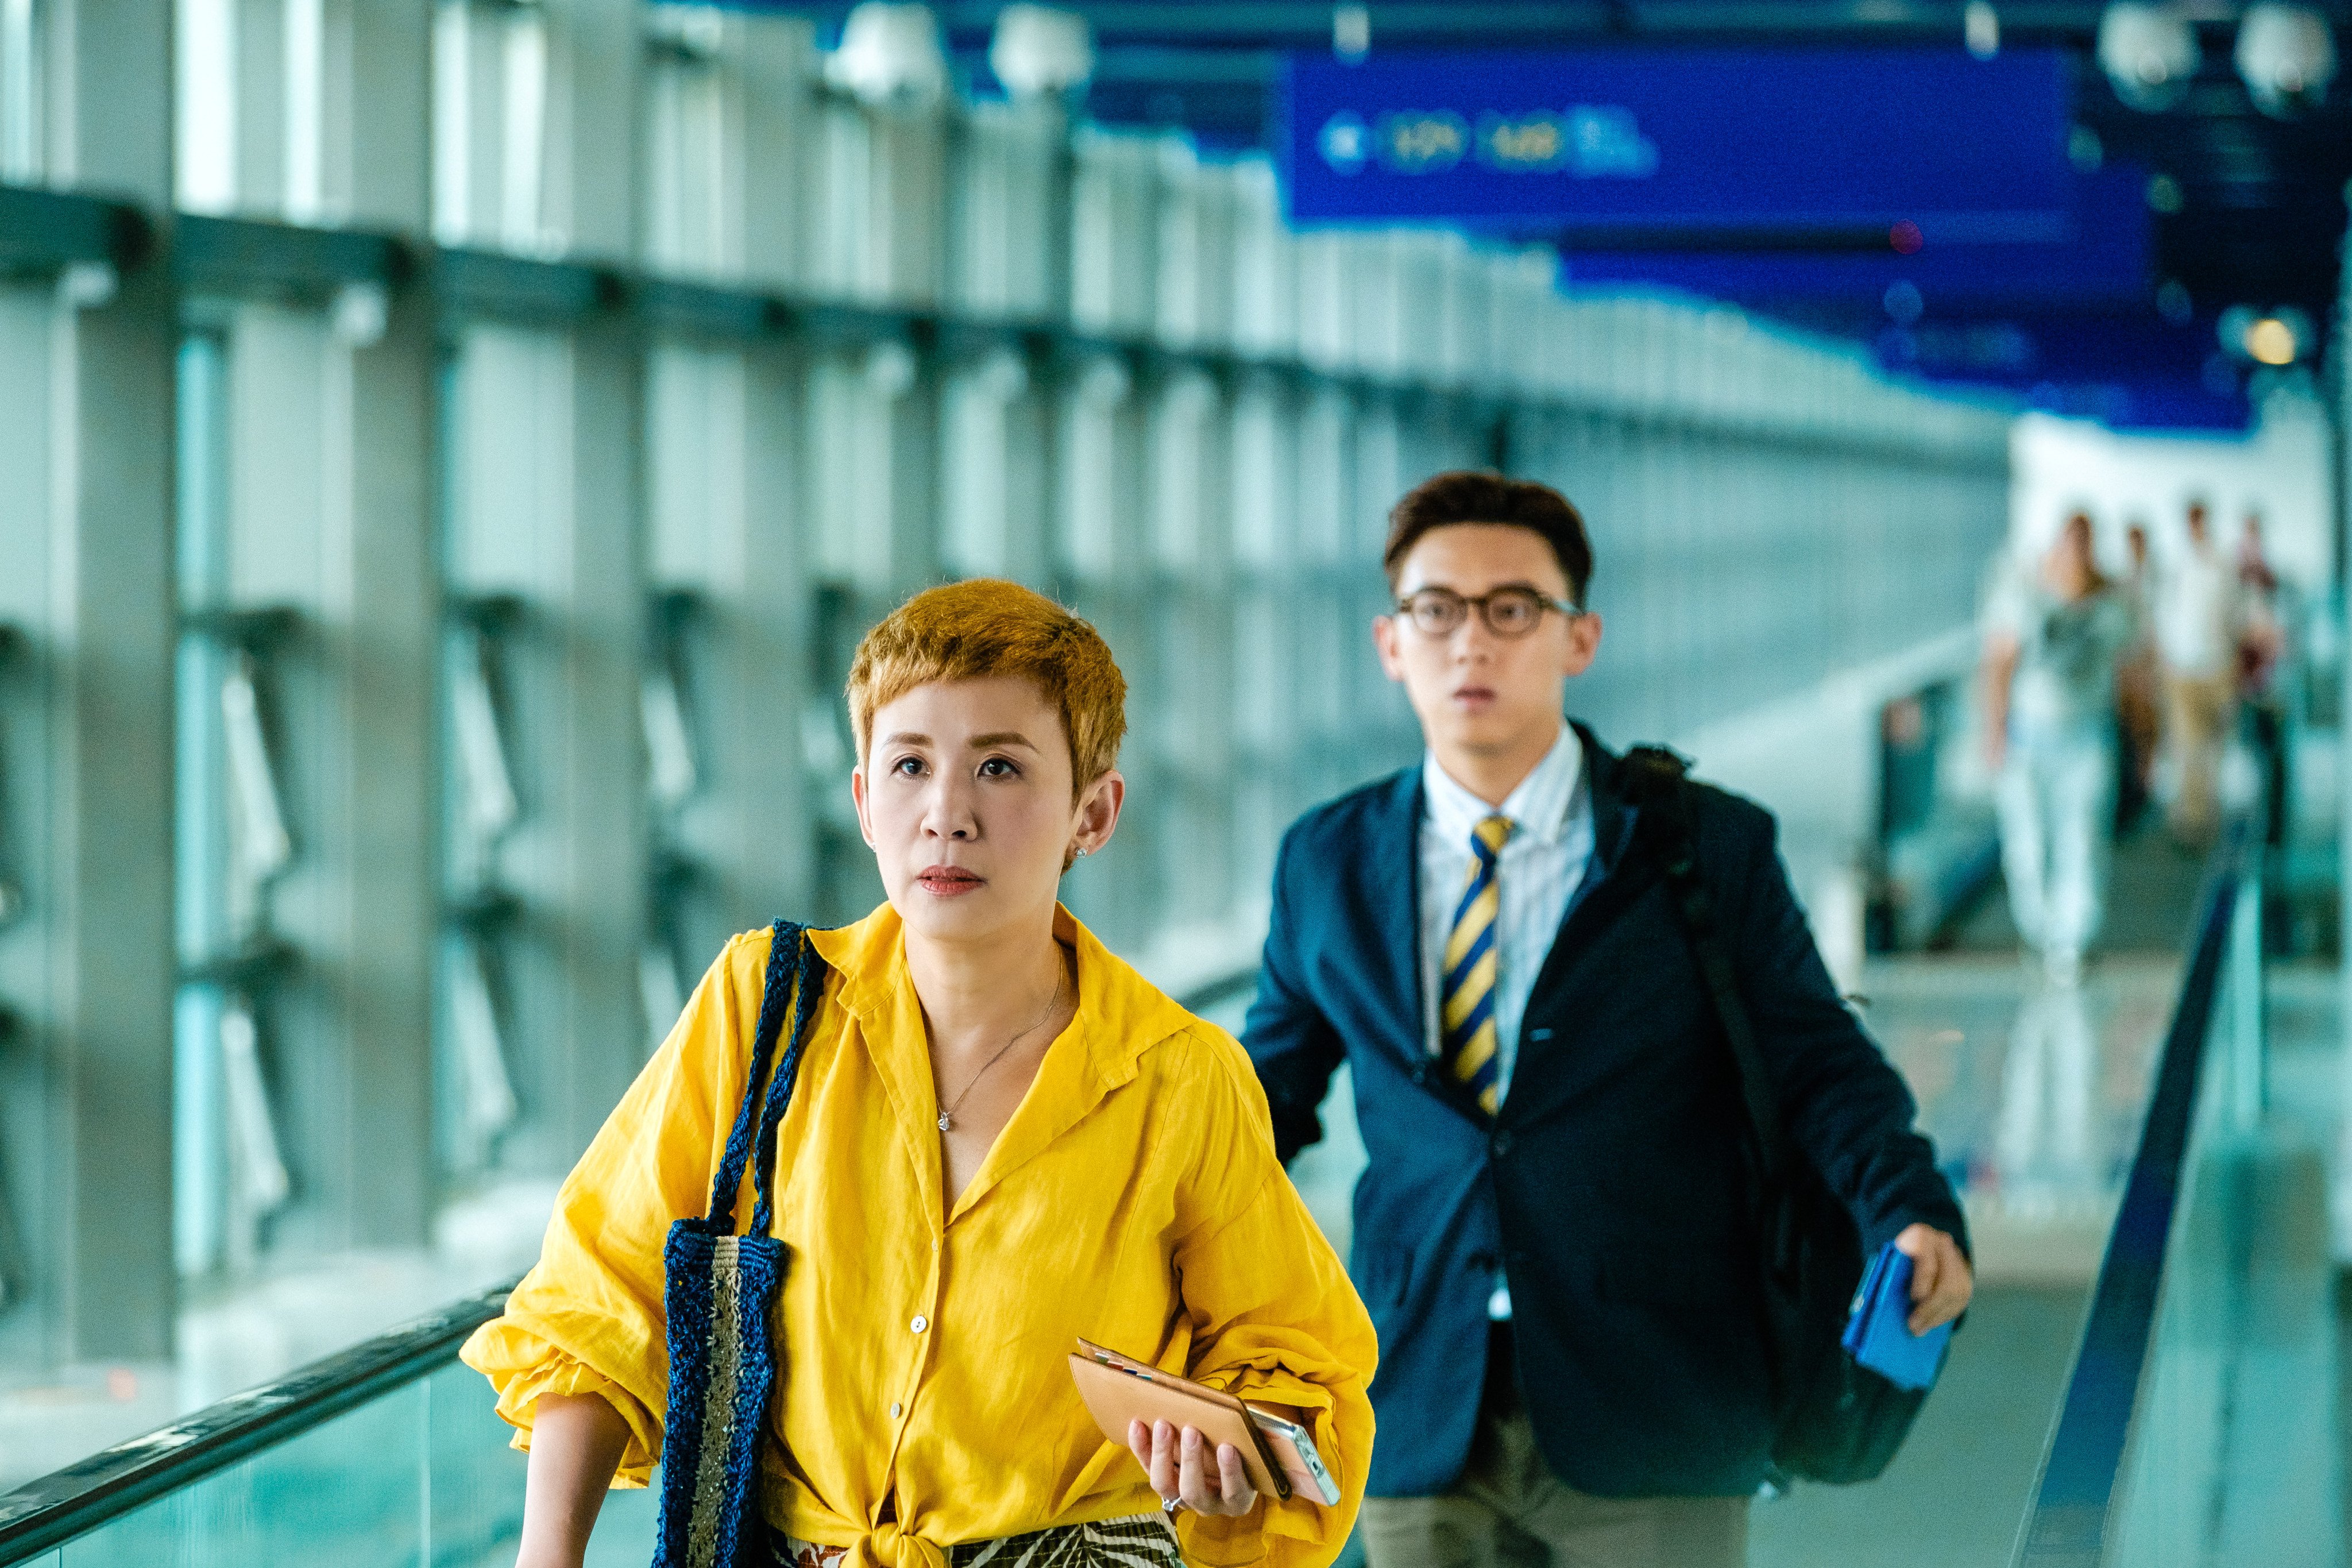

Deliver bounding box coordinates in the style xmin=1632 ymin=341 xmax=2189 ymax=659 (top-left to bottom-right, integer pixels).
xmin=2010 ymin=828 xmax=2254 ymax=1568
xmin=0 ymin=1284 xmax=511 ymax=1564
xmin=0 ymin=964 xmax=1268 ymax=1564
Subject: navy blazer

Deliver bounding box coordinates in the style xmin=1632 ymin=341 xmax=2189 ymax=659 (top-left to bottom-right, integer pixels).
xmin=1243 ymin=726 xmax=1966 ymax=1499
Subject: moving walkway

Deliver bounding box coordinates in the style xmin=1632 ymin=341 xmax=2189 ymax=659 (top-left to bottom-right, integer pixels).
xmin=0 ymin=830 xmax=2315 ymax=1568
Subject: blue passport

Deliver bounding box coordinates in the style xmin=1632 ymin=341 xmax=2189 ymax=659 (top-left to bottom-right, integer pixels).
xmin=1840 ymin=1243 xmax=1952 ymax=1392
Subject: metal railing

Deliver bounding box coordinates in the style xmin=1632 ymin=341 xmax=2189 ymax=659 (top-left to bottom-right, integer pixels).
xmin=0 ymin=1287 xmax=508 ymax=1563
xmin=2010 ymin=826 xmax=2264 ymax=1568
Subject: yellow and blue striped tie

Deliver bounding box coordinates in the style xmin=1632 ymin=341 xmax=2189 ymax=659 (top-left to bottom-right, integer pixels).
xmin=1442 ymin=814 xmax=1514 ymax=1114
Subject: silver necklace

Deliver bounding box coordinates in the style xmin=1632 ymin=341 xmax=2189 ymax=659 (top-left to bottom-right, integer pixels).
xmin=936 ymin=967 xmax=1065 ymax=1133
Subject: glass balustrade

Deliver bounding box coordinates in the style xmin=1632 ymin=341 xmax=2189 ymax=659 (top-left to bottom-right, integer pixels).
xmin=5 ymin=1334 xmax=658 ymax=1568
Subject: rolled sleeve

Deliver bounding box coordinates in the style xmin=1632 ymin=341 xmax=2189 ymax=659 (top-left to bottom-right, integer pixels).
xmin=1171 ymin=1030 xmax=1378 ymax=1568
xmin=458 ymin=932 xmax=773 ymax=1488
xmin=462 ymin=1325 xmax=665 ymax=1485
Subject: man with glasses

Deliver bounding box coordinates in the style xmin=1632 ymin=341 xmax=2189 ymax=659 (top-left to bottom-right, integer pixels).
xmin=1243 ymin=472 xmax=1969 ymax=1568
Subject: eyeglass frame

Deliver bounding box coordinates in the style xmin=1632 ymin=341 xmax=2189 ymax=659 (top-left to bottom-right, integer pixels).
xmin=1389 ymin=583 xmax=1588 ymax=639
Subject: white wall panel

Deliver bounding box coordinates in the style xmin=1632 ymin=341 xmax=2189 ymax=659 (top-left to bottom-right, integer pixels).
xmin=3 ymin=0 xmax=177 ymax=1364
xmin=1229 ymin=157 xmax=1294 ymax=360
xmin=953 ymin=99 xmax=1064 ymax=319
xmin=644 ymin=337 xmax=807 ymax=979
xmin=815 ymin=97 xmax=947 ymax=304
xmin=1069 ymin=127 xmax=1157 ymax=338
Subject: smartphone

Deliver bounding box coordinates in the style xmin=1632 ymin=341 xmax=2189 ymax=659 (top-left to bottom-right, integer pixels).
xmin=1243 ymin=1405 xmax=1342 ymax=1506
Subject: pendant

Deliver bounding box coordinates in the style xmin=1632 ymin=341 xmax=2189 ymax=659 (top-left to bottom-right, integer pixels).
xmin=937 ymin=1112 xmax=952 ymax=1132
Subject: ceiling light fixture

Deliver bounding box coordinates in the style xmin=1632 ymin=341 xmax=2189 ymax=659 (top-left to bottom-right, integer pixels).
xmin=2097 ymin=3 xmax=2200 ymax=111
xmin=2222 ymin=305 xmax=2309 ymax=365
xmin=827 ymin=3 xmax=949 ymax=106
xmin=1965 ymin=2 xmax=2000 ymax=60
xmin=990 ymin=5 xmax=1094 ymax=98
xmin=1333 ymin=5 xmax=1370 ymax=63
xmin=2235 ymin=4 xmax=2336 ymax=118
xmin=2245 ymin=316 xmax=2297 ymax=364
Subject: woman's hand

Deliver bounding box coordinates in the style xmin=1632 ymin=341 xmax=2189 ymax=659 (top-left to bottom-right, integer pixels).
xmin=1127 ymin=1418 xmax=1259 ymax=1517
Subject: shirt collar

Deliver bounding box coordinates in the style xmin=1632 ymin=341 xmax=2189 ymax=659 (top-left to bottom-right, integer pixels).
xmin=808 ymin=901 xmax=1209 ymax=1225
xmin=1420 ymin=725 xmax=1584 ymax=849
xmin=807 ymin=899 xmax=1199 ymax=1087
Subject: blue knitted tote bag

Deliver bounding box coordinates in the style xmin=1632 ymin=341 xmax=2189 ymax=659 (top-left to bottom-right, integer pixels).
xmin=652 ymin=921 xmax=825 ymax=1568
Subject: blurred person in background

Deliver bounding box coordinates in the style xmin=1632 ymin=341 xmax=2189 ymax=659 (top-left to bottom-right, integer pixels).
xmin=2236 ymin=509 xmax=2280 ymax=598
xmin=1982 ymin=510 xmax=2137 ymax=987
xmin=2235 ymin=511 xmax=2289 ymax=845
xmin=2154 ymin=500 xmax=2241 ymax=847
xmin=2114 ymin=521 xmax=2161 ymax=832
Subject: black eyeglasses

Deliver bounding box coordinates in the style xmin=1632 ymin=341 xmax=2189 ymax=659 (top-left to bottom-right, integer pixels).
xmin=1393 ymin=585 xmax=1581 ymax=639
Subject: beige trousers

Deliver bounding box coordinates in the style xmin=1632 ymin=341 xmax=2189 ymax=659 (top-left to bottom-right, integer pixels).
xmin=1357 ymin=1403 xmax=1748 ymax=1568
xmin=2162 ymin=670 xmax=2234 ymax=843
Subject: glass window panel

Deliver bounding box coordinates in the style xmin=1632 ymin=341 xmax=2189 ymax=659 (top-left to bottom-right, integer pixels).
xmin=424 ymin=1360 xmax=522 ymax=1567
xmin=585 ymin=1484 xmax=659 ymax=1568
xmin=62 ymin=1383 xmax=424 ymax=1568
xmin=423 ymin=1358 xmax=659 ymax=1568
xmin=0 ymin=0 xmax=40 ymax=183
xmin=172 ymin=0 xmax=233 ymax=210
xmin=173 ymin=331 xmax=232 ymax=1278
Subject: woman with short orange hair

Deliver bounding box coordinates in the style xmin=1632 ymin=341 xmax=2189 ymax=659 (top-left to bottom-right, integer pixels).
xmin=465 ymin=579 xmax=1376 ymax=1568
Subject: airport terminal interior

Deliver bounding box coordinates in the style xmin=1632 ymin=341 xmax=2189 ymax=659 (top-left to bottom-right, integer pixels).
xmin=1 ymin=1 xmax=2351 ymax=1564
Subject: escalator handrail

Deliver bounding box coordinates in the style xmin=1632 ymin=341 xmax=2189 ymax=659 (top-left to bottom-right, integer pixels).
xmin=2010 ymin=827 xmax=2256 ymax=1568
xmin=0 ymin=1283 xmax=511 ymax=1564
xmin=0 ymin=964 xmax=1266 ymax=1565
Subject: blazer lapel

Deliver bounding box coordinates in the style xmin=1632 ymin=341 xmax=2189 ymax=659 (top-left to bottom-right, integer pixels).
xmin=1508 ymin=729 xmax=1663 ymax=1098
xmin=1368 ymin=767 xmax=1427 ymax=1069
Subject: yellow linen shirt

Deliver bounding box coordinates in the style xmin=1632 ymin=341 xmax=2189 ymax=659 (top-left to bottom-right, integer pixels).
xmin=462 ymin=903 xmax=1377 ymax=1568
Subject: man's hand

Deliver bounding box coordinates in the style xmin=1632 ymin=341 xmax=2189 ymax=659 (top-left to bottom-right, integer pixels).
xmin=1127 ymin=1419 xmax=1259 ymax=1517
xmin=1894 ymin=1223 xmax=1972 ymax=1335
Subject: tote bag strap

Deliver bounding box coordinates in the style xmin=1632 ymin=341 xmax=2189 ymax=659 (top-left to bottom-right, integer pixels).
xmin=701 ymin=920 xmax=822 ymax=1233
xmin=750 ymin=932 xmax=826 ymax=1238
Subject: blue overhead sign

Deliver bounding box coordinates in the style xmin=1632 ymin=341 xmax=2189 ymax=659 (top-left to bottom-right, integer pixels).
xmin=1886 ymin=314 xmax=2249 ymax=432
xmin=1284 ymin=48 xmax=2075 ymax=240
xmin=1559 ymin=168 xmax=2154 ymax=313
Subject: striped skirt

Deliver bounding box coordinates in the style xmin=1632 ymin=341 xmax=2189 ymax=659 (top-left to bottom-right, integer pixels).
xmin=774 ymin=1512 xmax=1181 ymax=1567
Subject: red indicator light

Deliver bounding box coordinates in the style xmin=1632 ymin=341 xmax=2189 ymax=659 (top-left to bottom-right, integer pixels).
xmin=1890 ymin=221 xmax=1925 ymax=254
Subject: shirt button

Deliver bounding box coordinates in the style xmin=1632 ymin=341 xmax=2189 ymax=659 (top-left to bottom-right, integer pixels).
xmin=890 ymin=1402 xmax=903 ymax=1419
xmin=910 ymin=1315 xmax=929 ymax=1334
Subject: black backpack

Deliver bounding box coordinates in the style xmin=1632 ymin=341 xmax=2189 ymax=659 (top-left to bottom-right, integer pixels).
xmin=1619 ymin=745 xmax=1934 ymax=1486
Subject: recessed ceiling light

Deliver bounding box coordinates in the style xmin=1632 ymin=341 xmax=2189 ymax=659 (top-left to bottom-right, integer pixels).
xmin=2245 ymin=315 xmax=2298 ymax=364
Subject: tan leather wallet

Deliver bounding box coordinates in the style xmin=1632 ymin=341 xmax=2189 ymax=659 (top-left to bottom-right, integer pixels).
xmin=1066 ymin=1338 xmax=1291 ymax=1501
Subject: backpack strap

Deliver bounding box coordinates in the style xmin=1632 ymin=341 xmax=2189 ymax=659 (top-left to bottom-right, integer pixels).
xmin=1620 ymin=746 xmax=1796 ymax=1189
